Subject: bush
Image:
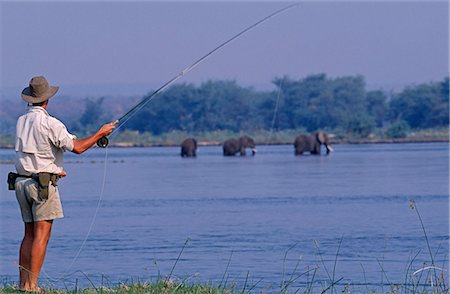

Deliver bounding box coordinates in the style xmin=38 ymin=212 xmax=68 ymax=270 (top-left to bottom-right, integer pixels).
xmin=386 ymin=120 xmax=410 ymax=138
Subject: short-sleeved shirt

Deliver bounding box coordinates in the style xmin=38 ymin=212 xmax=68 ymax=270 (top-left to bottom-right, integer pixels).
xmin=15 ymin=106 xmax=75 ymax=175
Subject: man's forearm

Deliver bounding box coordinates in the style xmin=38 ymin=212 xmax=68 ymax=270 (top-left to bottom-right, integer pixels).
xmin=72 ymin=132 xmax=103 ymax=154
xmin=71 ymin=121 xmax=117 ymax=154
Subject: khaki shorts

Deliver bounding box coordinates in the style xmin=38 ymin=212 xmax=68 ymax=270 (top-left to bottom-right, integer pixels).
xmin=15 ymin=177 xmax=64 ymax=223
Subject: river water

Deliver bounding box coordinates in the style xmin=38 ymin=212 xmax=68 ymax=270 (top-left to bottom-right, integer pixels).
xmin=0 ymin=142 xmax=448 ymax=292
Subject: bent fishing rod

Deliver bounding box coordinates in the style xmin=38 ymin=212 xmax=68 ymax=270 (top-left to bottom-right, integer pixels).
xmin=96 ymin=3 xmax=298 ymax=148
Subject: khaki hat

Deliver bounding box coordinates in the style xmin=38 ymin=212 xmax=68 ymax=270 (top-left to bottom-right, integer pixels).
xmin=21 ymin=76 xmax=59 ymax=103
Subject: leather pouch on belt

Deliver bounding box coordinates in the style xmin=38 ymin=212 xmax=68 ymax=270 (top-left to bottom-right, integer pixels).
xmin=7 ymin=172 xmax=19 ymax=190
xmin=37 ymin=173 xmax=51 ymax=200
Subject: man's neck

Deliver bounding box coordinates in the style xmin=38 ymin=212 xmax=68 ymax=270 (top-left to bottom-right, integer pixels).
xmin=32 ymin=100 xmax=48 ymax=110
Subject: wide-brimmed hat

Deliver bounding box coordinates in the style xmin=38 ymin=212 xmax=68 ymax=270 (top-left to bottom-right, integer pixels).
xmin=21 ymin=76 xmax=59 ymax=103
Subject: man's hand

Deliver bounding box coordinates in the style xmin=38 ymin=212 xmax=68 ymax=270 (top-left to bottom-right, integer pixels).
xmin=99 ymin=120 xmax=118 ymax=137
xmin=58 ymin=170 xmax=67 ymax=177
xmin=72 ymin=120 xmax=119 ymax=154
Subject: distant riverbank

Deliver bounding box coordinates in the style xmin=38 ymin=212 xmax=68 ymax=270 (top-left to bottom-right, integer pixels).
xmin=108 ymin=137 xmax=449 ymax=148
xmin=0 ymin=128 xmax=448 ymax=149
xmin=0 ymin=138 xmax=448 ymax=149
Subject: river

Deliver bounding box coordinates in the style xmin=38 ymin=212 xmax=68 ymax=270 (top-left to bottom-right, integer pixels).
xmin=0 ymin=142 xmax=448 ymax=292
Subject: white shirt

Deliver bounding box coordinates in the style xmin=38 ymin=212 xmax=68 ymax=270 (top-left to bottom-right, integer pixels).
xmin=15 ymin=106 xmax=75 ymax=175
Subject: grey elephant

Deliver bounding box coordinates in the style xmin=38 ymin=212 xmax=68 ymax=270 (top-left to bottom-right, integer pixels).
xmin=294 ymin=132 xmax=334 ymax=155
xmin=223 ymin=135 xmax=257 ymax=156
xmin=181 ymin=138 xmax=197 ymax=157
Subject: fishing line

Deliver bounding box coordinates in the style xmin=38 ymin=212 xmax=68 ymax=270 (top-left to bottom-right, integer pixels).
xmin=64 ymin=147 xmax=109 ymax=273
xmin=39 ymin=146 xmax=110 ymax=284
xmin=97 ymin=3 xmax=299 ymax=147
xmin=269 ymin=77 xmax=285 ymax=142
xmin=34 ymin=2 xmax=299 ymax=286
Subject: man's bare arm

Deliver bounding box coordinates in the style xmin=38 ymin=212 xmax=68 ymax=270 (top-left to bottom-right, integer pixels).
xmin=72 ymin=121 xmax=118 ymax=154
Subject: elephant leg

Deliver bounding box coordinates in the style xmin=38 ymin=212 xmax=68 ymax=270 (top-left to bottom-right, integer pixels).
xmin=310 ymin=142 xmax=320 ymax=155
xmin=224 ymin=149 xmax=234 ymax=156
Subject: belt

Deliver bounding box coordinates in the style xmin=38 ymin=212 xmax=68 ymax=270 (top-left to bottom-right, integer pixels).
xmin=13 ymin=172 xmax=59 ymax=186
xmin=16 ymin=174 xmax=33 ymax=179
xmin=8 ymin=172 xmax=60 ymax=192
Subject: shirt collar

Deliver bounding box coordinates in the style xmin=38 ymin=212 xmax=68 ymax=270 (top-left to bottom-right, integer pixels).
xmin=28 ymin=106 xmax=49 ymax=116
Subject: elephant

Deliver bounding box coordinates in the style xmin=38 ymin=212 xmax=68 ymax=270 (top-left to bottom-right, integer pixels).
xmin=294 ymin=132 xmax=334 ymax=155
xmin=223 ymin=135 xmax=257 ymax=156
xmin=181 ymin=138 xmax=197 ymax=157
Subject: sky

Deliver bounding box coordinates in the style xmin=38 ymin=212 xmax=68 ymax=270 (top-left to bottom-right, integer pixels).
xmin=1 ymin=1 xmax=448 ymax=98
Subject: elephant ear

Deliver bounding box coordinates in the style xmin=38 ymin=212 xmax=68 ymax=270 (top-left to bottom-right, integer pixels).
xmin=316 ymin=132 xmax=326 ymax=144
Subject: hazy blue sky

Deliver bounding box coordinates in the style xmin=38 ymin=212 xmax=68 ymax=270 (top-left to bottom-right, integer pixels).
xmin=1 ymin=1 xmax=448 ymax=97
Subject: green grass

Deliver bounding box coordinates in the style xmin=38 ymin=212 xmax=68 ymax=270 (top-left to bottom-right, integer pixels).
xmin=1 ymin=272 xmax=447 ymax=294
xmin=0 ymin=280 xmax=233 ymax=293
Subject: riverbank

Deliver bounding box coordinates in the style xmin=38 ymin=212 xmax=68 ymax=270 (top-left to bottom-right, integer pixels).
xmin=0 ymin=281 xmax=242 ymax=294
xmin=0 ymin=275 xmax=446 ymax=293
xmin=0 ymin=281 xmax=233 ymax=294
xmin=0 ymin=272 xmax=446 ymax=294
xmin=0 ymin=138 xmax=448 ymax=149
xmin=109 ymin=137 xmax=449 ymax=148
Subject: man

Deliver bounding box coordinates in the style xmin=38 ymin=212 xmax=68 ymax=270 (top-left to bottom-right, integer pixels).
xmin=13 ymin=76 xmax=117 ymax=292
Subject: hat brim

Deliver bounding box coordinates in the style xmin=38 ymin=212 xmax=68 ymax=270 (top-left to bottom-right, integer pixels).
xmin=21 ymin=86 xmax=59 ymax=103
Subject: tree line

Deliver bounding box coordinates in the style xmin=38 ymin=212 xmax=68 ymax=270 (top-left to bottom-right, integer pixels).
xmin=81 ymin=74 xmax=446 ymax=139
xmin=1 ymin=74 xmax=448 ymax=140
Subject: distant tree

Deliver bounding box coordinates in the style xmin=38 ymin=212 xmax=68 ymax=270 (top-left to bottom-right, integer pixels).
xmin=195 ymin=80 xmax=255 ymax=132
xmin=74 ymin=97 xmax=110 ymax=135
xmin=274 ymin=74 xmax=369 ymax=134
xmin=429 ymin=77 xmax=450 ymax=127
xmin=126 ymin=83 xmax=198 ymax=135
xmin=388 ymin=78 xmax=449 ymax=129
xmin=80 ymin=97 xmax=105 ymax=126
xmin=366 ymin=90 xmax=388 ymax=127
xmin=275 ymin=74 xmax=333 ymax=131
xmin=345 ymin=113 xmax=376 ymax=138
xmin=331 ymin=75 xmax=367 ymax=129
xmin=126 ymin=80 xmax=258 ymax=134
xmin=254 ymin=89 xmax=280 ymax=130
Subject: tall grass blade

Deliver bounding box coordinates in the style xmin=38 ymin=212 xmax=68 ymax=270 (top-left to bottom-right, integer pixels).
xmin=409 ymin=200 xmax=438 ymax=286
xmin=331 ymin=236 xmax=343 ymax=294
xmin=166 ymin=238 xmax=190 ymax=284
xmin=219 ymin=249 xmax=234 ymax=289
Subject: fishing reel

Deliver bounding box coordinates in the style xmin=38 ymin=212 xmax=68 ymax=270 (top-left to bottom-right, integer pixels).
xmin=97 ymin=120 xmax=119 ymax=148
xmin=97 ymin=136 xmax=109 ymax=148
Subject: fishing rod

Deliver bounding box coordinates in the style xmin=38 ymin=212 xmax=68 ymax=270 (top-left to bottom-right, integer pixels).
xmin=97 ymin=3 xmax=299 ymax=148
